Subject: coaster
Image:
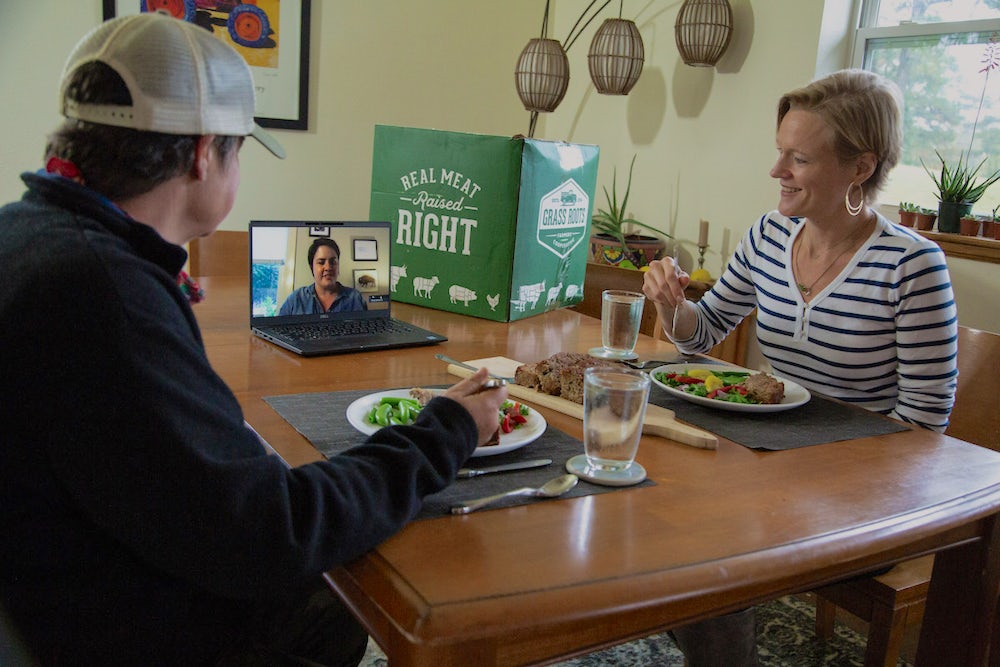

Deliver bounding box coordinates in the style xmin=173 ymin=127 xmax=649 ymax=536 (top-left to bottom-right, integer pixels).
xmin=565 ymin=454 xmax=647 ymax=487
xmin=587 ymin=346 xmax=639 ymax=361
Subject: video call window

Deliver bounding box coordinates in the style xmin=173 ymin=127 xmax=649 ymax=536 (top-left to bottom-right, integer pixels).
xmin=251 ymin=225 xmax=391 ymax=316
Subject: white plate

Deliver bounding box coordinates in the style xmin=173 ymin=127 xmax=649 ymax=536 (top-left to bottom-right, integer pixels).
xmin=345 ymin=389 xmax=547 ymax=457
xmin=648 ymin=364 xmax=810 ymax=413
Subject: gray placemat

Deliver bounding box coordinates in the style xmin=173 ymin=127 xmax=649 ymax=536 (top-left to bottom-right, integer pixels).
xmin=649 ymin=385 xmax=909 ymax=450
xmin=263 ymin=387 xmax=654 ymax=519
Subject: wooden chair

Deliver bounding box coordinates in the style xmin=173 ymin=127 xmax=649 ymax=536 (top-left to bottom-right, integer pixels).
xmin=812 ymin=325 xmax=1000 ymax=667
xmin=186 ymin=230 xmax=248 ymax=277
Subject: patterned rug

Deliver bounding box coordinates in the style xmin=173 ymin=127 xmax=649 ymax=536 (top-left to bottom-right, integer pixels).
xmin=359 ymin=595 xmax=912 ymax=666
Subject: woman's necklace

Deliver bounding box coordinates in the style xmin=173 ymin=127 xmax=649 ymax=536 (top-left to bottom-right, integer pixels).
xmin=794 ymin=217 xmax=871 ymax=297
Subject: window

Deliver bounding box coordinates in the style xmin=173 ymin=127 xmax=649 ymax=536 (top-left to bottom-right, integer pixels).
xmin=854 ymin=0 xmax=1000 ymax=215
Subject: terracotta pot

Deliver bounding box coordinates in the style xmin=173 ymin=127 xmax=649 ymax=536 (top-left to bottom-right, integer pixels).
xmin=994 ymin=221 xmax=1000 ymax=241
xmin=960 ymin=217 xmax=981 ymax=236
xmin=898 ymin=210 xmax=916 ymax=227
xmin=914 ymin=213 xmax=937 ymax=231
xmin=983 ymin=220 xmax=996 ymax=239
xmin=589 ymin=233 xmax=666 ymax=269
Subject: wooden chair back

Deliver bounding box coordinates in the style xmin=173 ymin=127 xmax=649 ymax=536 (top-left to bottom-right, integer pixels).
xmin=186 ymin=230 xmax=248 ymax=278
xmin=570 ymin=263 xmax=660 ymax=336
xmin=946 ymin=326 xmax=1000 ymax=451
xmin=812 ymin=325 xmax=1000 ymax=665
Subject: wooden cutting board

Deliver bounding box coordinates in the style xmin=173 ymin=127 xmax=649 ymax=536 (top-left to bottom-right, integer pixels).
xmin=447 ymin=356 xmax=718 ymax=450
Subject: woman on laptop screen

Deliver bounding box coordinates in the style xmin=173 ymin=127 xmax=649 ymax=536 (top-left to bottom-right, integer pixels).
xmin=279 ymin=237 xmax=367 ymax=314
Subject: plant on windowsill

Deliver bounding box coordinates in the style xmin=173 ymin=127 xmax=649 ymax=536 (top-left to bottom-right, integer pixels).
xmin=898 ymin=201 xmax=919 ymax=227
xmin=922 ymin=35 xmax=1000 ymax=233
xmin=986 ymin=204 xmax=1000 ymax=240
xmin=914 ymin=206 xmax=937 ymax=231
xmin=924 ymin=150 xmax=1000 ymax=232
xmin=589 ymin=154 xmax=672 ymax=269
xmin=960 ymin=211 xmax=981 ymax=236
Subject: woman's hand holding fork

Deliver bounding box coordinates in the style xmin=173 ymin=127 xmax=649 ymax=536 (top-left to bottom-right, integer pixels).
xmin=641 ymin=254 xmax=692 ymax=340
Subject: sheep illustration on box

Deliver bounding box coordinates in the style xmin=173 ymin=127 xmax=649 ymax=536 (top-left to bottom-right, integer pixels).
xmin=413 ymin=276 xmax=439 ymax=299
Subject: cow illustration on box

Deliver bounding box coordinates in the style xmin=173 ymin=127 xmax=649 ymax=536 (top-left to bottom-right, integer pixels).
xmin=514 ymin=280 xmax=546 ymax=311
xmin=389 ymin=265 xmax=407 ymax=292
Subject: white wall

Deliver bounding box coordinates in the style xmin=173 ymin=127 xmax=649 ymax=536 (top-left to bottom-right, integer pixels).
xmin=0 ymin=1 xmax=540 ymax=225
xmin=1 ymin=1 xmax=996 ymax=333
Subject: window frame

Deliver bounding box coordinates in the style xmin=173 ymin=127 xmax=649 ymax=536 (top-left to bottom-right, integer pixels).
xmin=852 ymin=18 xmax=1000 ymax=69
xmin=850 ymin=3 xmax=1000 ymax=219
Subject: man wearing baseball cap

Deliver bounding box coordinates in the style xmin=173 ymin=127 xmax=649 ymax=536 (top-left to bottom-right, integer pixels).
xmin=0 ymin=13 xmax=507 ymax=666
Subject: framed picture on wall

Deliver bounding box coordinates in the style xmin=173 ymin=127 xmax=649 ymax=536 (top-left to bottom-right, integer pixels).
xmin=102 ymin=0 xmax=311 ymax=130
xmin=308 ymin=225 xmax=330 ymax=237
xmin=352 ymin=239 xmax=378 ymax=262
xmin=353 ymin=270 xmax=378 ymax=293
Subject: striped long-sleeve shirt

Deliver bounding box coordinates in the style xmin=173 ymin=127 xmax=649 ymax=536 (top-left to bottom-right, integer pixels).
xmin=676 ymin=210 xmax=958 ymax=431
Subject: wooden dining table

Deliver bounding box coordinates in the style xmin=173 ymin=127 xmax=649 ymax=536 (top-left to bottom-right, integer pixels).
xmin=196 ymin=275 xmax=1000 ymax=667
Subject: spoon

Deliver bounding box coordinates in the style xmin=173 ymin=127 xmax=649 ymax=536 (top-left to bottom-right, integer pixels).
xmin=450 ymin=474 xmax=579 ymax=514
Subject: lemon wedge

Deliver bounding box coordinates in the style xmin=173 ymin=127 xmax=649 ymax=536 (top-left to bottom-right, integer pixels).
xmin=704 ymin=374 xmax=724 ymax=392
xmin=687 ymin=368 xmax=714 ymax=379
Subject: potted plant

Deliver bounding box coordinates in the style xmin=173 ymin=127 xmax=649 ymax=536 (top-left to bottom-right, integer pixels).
xmin=987 ymin=204 xmax=1000 ymax=240
xmin=914 ymin=206 xmax=937 ymax=231
xmin=590 ymin=155 xmax=671 ymax=269
xmin=960 ymin=212 xmax=981 ymax=236
xmin=924 ymin=150 xmax=1000 ymax=232
xmin=898 ymin=201 xmax=919 ymax=227
xmin=923 ymin=37 xmax=1000 ymax=233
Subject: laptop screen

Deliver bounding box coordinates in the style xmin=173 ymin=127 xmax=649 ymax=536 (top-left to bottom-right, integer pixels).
xmin=249 ymin=221 xmax=393 ymax=325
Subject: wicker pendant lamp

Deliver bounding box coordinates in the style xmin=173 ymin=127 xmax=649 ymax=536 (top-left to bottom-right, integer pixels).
xmin=674 ymin=0 xmax=734 ymax=67
xmin=515 ymin=38 xmax=571 ymax=113
xmin=588 ymin=18 xmax=645 ymax=95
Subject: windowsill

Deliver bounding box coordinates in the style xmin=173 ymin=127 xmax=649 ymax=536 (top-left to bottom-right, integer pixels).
xmin=915 ymin=230 xmax=1000 ymax=264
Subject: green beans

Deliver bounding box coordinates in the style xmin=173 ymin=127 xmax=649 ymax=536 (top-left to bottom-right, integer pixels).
xmin=367 ymin=396 xmax=423 ymax=427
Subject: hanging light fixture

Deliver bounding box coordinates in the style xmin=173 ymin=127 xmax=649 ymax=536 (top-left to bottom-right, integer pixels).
xmin=514 ymin=0 xmax=638 ymax=136
xmin=514 ymin=38 xmax=571 ymax=114
xmin=674 ymin=0 xmax=733 ymax=67
xmin=588 ymin=18 xmax=645 ymax=95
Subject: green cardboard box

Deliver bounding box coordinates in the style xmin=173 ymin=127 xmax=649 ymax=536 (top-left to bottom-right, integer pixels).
xmin=369 ymin=125 xmax=599 ymax=321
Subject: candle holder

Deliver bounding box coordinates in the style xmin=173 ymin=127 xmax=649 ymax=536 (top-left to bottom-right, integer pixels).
xmin=689 ymin=243 xmax=712 ymax=282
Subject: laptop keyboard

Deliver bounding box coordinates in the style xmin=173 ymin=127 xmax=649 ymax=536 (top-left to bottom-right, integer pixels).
xmin=273 ymin=318 xmax=415 ymax=341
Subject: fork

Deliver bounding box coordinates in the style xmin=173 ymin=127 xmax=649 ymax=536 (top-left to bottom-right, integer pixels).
xmin=671 ymin=244 xmax=684 ymax=337
xmin=623 ymin=358 xmax=686 ymax=369
xmin=622 ymin=355 xmax=706 ymax=370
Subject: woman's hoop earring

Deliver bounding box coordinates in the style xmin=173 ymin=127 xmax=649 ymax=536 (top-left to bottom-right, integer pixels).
xmin=845 ymin=182 xmax=865 ymax=216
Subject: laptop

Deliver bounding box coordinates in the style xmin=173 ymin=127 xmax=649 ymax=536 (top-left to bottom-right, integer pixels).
xmin=249 ymin=220 xmax=446 ymax=356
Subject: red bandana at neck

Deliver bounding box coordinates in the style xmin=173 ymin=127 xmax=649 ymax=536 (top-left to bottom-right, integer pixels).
xmin=45 ymin=156 xmax=83 ymax=183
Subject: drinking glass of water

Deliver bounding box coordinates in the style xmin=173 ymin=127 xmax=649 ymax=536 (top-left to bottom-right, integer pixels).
xmin=589 ymin=290 xmax=645 ymax=360
xmin=565 ymin=366 xmax=651 ymax=486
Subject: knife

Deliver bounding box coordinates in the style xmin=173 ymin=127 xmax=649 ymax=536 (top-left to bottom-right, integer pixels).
xmin=456 ymin=458 xmax=552 ymax=478
xmin=435 ymin=353 xmax=517 ymax=382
